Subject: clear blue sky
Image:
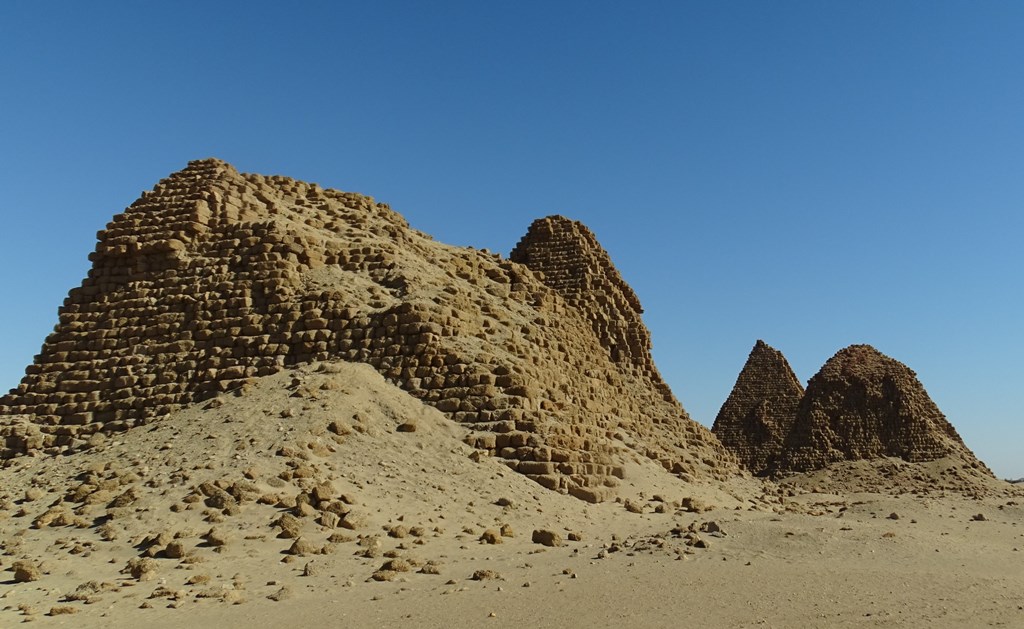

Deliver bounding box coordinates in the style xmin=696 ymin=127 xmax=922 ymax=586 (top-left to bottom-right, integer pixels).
xmin=1 ymin=2 xmax=1021 ymax=478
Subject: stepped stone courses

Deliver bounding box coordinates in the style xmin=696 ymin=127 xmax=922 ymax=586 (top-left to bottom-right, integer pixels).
xmin=0 ymin=158 xmax=738 ymax=500
xmin=714 ymin=342 xmax=989 ymax=477
xmin=711 ymin=340 xmax=803 ymax=475
xmin=780 ymin=344 xmax=986 ymax=474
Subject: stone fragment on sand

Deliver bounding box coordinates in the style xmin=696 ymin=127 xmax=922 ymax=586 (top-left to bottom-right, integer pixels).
xmin=381 ymin=559 xmax=411 ymax=573
xmin=268 ymin=586 xmax=293 ymax=601
xmin=471 ymin=569 xmax=500 ymax=580
xmin=480 ymin=529 xmax=502 ymax=544
xmin=205 ymin=528 xmax=229 ymax=546
xmin=13 ymin=560 xmax=41 ymax=582
xmin=287 ymin=537 xmax=317 ymax=556
xmin=419 ymin=562 xmax=441 ymax=575
xmin=532 ymin=529 xmax=563 ymax=547
xmin=699 ymin=521 xmax=724 ymax=535
xmin=165 ymin=541 xmax=187 ymax=559
xmin=341 ymin=510 xmax=367 ymax=530
xmin=681 ymin=497 xmax=711 ymax=513
xmin=388 ymin=525 xmax=409 ymax=538
xmin=275 ymin=513 xmax=302 ymax=538
xmin=124 ymin=558 xmax=159 ymax=581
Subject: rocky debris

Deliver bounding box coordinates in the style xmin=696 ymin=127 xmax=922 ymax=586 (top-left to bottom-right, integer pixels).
xmin=680 ymin=497 xmax=713 ymax=513
xmin=12 ymin=560 xmax=41 ymax=582
xmin=479 ymin=528 xmax=502 ymax=544
xmin=123 ymin=557 xmax=158 ymax=581
xmin=267 ymin=586 xmax=293 ymax=602
xmin=0 ymin=159 xmax=738 ymax=501
xmin=64 ymin=580 xmax=118 ymax=603
xmin=532 ymin=529 xmax=563 ymax=547
xmin=712 ymin=340 xmax=804 ymax=475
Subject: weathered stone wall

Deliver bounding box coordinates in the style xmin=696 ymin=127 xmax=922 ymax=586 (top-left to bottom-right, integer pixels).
xmin=510 ymin=218 xmax=660 ymax=381
xmin=0 ymin=159 xmax=738 ymax=499
xmin=711 ymin=340 xmax=803 ymax=475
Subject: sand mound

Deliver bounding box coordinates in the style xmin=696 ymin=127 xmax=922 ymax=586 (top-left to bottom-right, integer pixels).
xmin=0 ymin=359 xmax=762 ymax=622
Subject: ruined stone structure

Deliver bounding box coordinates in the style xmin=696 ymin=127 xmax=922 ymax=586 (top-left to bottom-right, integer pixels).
xmin=779 ymin=344 xmax=984 ymax=473
xmin=711 ymin=340 xmax=803 ymax=475
xmin=0 ymin=158 xmax=738 ymax=499
xmin=510 ymin=217 xmax=667 ymax=395
xmin=715 ymin=342 xmax=988 ymax=476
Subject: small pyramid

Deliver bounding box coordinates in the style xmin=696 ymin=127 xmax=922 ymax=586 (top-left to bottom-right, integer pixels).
xmin=711 ymin=340 xmax=804 ymax=475
xmin=778 ymin=344 xmax=986 ymax=473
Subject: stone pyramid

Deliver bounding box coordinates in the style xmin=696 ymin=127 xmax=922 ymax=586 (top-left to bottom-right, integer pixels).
xmin=0 ymin=158 xmax=738 ymax=500
xmin=711 ymin=340 xmax=804 ymax=475
xmin=778 ymin=344 xmax=986 ymax=474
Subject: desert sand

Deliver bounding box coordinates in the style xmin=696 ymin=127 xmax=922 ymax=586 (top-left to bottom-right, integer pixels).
xmin=2 ymin=360 xmax=1021 ymax=627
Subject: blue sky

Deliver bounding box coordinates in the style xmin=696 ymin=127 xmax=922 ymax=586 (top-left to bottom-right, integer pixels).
xmin=1 ymin=2 xmax=1021 ymax=477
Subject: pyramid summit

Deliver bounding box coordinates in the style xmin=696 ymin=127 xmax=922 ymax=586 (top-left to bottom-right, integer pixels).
xmin=0 ymin=158 xmax=737 ymax=499
xmin=711 ymin=340 xmax=804 ymax=475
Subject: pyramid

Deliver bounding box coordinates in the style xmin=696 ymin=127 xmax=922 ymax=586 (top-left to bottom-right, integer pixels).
xmin=510 ymin=215 xmax=674 ymax=400
xmin=0 ymin=158 xmax=738 ymax=500
xmin=777 ymin=344 xmax=986 ymax=474
xmin=711 ymin=340 xmax=804 ymax=475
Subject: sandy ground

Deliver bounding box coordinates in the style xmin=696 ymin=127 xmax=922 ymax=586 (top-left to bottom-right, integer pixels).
xmin=1 ymin=361 xmax=1021 ymax=628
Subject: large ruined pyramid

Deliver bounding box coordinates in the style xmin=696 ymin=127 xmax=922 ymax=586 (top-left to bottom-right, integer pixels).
xmin=0 ymin=158 xmax=737 ymax=500
xmin=711 ymin=340 xmax=804 ymax=475
xmin=714 ymin=342 xmax=988 ymax=477
xmin=779 ymin=344 xmax=985 ymax=473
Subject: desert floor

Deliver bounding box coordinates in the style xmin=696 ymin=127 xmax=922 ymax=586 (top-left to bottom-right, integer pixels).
xmin=2 ymin=361 xmax=1021 ymax=628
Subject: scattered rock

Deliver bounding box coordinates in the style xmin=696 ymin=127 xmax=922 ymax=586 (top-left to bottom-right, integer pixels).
xmin=532 ymin=529 xmax=563 ymax=547
xmin=12 ymin=560 xmax=41 ymax=582
xmin=480 ymin=529 xmax=503 ymax=544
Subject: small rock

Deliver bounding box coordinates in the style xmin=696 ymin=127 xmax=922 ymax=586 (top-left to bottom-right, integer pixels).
xmin=287 ymin=537 xmax=317 ymax=556
xmin=164 ymin=541 xmax=187 ymax=559
xmin=532 ymin=529 xmax=563 ymax=547
xmin=12 ymin=560 xmax=41 ymax=582
xmin=479 ymin=529 xmax=502 ymax=545
xmin=205 ymin=528 xmax=229 ymax=547
xmin=268 ymin=586 xmax=293 ymax=601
